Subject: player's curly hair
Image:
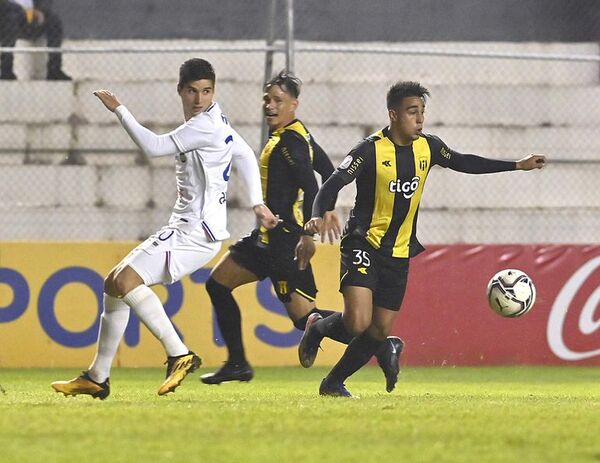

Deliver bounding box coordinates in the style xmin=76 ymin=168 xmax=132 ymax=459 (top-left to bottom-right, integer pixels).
xmin=386 ymin=81 xmax=430 ymax=110
xmin=264 ymin=70 xmax=302 ymax=98
xmin=178 ymin=58 xmax=216 ymax=89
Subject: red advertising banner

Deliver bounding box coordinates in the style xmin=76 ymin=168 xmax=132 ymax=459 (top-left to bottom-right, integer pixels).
xmin=396 ymin=245 xmax=600 ymax=366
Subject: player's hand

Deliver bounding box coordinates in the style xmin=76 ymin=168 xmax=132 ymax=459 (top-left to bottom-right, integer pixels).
xmin=304 ymin=217 xmax=323 ymax=236
xmin=516 ymin=154 xmax=546 ymax=170
xmin=253 ymin=203 xmax=281 ymax=230
xmin=320 ymin=210 xmax=341 ymax=244
xmin=93 ymin=90 xmax=122 ymax=113
xmin=294 ymin=235 xmax=315 ymax=270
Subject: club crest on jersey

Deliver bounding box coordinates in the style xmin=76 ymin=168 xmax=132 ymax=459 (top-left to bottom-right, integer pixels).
xmin=419 ymin=157 xmax=428 ymax=171
xmin=277 ymin=281 xmax=289 ymax=294
xmin=389 ymin=176 xmax=420 ymax=199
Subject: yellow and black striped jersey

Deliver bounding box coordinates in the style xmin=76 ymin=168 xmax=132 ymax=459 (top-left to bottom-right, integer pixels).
xmin=313 ymin=128 xmax=516 ymax=258
xmin=260 ymin=119 xmax=335 ymax=234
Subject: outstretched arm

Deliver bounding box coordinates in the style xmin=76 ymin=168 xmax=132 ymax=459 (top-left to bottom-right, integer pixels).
xmin=430 ymin=135 xmax=546 ymax=173
xmin=94 ymin=90 xmax=180 ymax=158
xmin=446 ymin=150 xmax=546 ymax=174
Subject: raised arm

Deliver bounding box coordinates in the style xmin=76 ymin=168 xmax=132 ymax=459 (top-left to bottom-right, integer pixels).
xmin=94 ymin=90 xmax=180 ymax=158
xmin=429 ymin=134 xmax=546 ymax=173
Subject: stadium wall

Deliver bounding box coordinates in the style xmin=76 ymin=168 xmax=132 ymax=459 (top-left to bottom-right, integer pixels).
xmin=1 ymin=242 xmax=599 ymax=368
xmin=54 ymin=0 xmax=600 ymax=42
xmin=2 ymin=40 xmax=599 ymax=243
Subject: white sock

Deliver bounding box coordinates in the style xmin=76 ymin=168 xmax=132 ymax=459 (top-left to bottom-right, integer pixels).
xmin=122 ymin=285 xmax=188 ymax=357
xmin=88 ymin=294 xmax=130 ymax=383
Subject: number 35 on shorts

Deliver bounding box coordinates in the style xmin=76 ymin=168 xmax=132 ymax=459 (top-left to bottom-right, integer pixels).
xmin=352 ymin=249 xmax=371 ymax=274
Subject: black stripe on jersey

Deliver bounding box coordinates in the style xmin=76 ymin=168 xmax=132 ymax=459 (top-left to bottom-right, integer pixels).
xmin=380 ymin=144 xmax=416 ymax=254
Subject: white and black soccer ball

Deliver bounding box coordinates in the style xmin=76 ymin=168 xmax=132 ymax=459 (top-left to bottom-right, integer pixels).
xmin=486 ymin=269 xmax=536 ymax=318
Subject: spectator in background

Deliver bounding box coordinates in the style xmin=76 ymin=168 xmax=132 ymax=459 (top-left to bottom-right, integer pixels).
xmin=0 ymin=0 xmax=71 ymax=80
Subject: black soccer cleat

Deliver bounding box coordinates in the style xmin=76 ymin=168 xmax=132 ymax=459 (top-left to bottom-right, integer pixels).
xmin=298 ymin=312 xmax=323 ymax=368
xmin=200 ymin=361 xmax=254 ymax=385
xmin=319 ymin=376 xmax=354 ymax=398
xmin=375 ymin=336 xmax=405 ymax=393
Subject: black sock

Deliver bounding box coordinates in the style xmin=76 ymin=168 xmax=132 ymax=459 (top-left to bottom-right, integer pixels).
xmin=293 ymin=308 xmax=338 ymax=331
xmin=205 ymin=278 xmax=246 ymax=365
xmin=315 ymin=312 xmax=354 ymax=344
xmin=314 ymin=308 xmax=337 ymax=319
xmin=327 ymin=331 xmax=385 ymax=383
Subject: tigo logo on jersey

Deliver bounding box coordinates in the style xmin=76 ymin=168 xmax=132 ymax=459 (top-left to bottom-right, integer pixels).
xmin=389 ymin=176 xmax=420 ymax=199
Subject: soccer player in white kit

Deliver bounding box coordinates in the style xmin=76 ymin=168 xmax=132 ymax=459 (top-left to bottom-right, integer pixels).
xmin=51 ymin=58 xmax=278 ymax=399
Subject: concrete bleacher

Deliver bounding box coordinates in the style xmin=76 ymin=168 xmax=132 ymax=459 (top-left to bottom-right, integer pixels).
xmin=1 ymin=40 xmax=599 ymax=242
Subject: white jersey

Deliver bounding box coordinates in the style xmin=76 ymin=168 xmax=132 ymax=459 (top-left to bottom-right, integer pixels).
xmin=115 ymin=102 xmax=263 ymax=242
xmin=168 ymin=102 xmax=245 ymax=240
xmin=10 ymin=0 xmax=34 ymax=10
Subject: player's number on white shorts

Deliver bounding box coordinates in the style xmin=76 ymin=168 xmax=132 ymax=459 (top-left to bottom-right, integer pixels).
xmin=352 ymin=249 xmax=371 ymax=266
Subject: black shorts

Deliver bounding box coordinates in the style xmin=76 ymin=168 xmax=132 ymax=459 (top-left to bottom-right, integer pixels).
xmin=229 ymin=226 xmax=317 ymax=303
xmin=339 ymin=236 xmax=410 ymax=311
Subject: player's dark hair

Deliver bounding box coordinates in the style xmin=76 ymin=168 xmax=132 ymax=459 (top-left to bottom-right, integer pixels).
xmin=386 ymin=81 xmax=430 ymax=110
xmin=178 ymin=58 xmax=216 ymax=89
xmin=264 ymin=70 xmax=302 ymax=98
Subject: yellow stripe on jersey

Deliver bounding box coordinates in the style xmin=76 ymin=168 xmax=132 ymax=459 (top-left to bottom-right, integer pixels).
xmin=259 ymin=131 xmax=280 ymax=244
xmin=393 ymin=136 xmax=431 ymax=257
xmin=286 ymin=121 xmax=313 ymax=227
xmin=365 ymin=135 xmax=396 ymax=250
xmin=259 ymin=120 xmax=313 ymax=243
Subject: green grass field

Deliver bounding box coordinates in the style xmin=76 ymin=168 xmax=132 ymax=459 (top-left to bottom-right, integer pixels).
xmin=1 ymin=366 xmax=598 ymax=463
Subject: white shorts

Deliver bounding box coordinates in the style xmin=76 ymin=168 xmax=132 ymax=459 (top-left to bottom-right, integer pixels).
xmin=122 ymin=225 xmax=221 ymax=286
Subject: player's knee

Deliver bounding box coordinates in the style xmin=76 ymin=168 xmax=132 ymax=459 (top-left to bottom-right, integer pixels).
xmin=107 ymin=274 xmax=129 ymax=298
xmin=206 ymin=277 xmax=232 ymax=304
xmin=105 ymin=269 xmax=138 ymax=298
xmin=367 ymin=324 xmax=390 ymax=340
xmin=342 ymin=312 xmax=371 ymax=336
xmin=103 ymin=273 xmax=117 ymax=296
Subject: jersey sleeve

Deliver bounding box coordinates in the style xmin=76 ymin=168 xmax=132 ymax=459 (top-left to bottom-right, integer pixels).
xmin=310 ymin=135 xmax=338 ymax=210
xmin=311 ymin=139 xmax=373 ymax=218
xmin=114 ymin=105 xmax=180 ymax=158
xmin=280 ymin=131 xmax=320 ymax=223
xmin=311 ymin=135 xmax=335 ymax=180
xmin=169 ymin=113 xmax=218 ymax=153
xmin=428 ymin=134 xmax=517 ymax=174
xmin=230 ymin=131 xmax=263 ymax=207
xmin=335 ymin=138 xmax=372 ymax=181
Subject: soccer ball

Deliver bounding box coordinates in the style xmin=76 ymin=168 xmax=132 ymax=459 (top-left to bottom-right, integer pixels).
xmin=486 ymin=269 xmax=536 ymax=318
